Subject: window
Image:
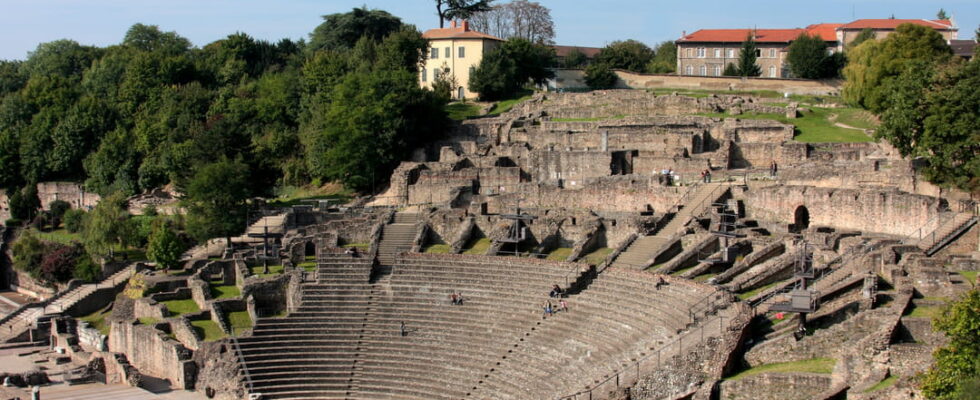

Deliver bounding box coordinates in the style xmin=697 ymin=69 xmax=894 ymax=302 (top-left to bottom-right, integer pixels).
xmin=713 ymin=65 xmax=721 ymax=76
xmin=755 ymin=49 xmax=761 ymax=57
xmin=433 ymin=68 xmax=441 ymax=80
xmin=769 ymin=48 xmax=776 ymax=58
xmin=430 ymin=48 xmax=439 ymax=59
xmin=685 ymin=65 xmax=693 ymax=75
xmin=769 ymin=66 xmax=776 ymax=77
xmin=458 ymin=46 xmax=465 ymax=58
xmin=714 ymin=49 xmax=721 ymax=58
xmin=699 ymin=65 xmax=707 ymax=76
xmin=696 ymin=48 xmax=706 ymax=58
xmin=421 ymin=68 xmax=427 ymax=82
xmin=727 ymin=49 xmax=735 ymax=58
xmin=686 ymin=48 xmax=693 ymax=58
xmin=444 ymin=47 xmax=450 ymax=58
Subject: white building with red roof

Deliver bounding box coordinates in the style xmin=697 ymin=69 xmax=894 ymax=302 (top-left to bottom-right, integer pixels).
xmin=420 ymin=20 xmax=503 ymax=99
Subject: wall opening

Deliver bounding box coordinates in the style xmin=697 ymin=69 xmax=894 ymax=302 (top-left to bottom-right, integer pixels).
xmin=791 ymin=205 xmax=810 ymax=233
xmin=305 ymin=241 xmax=316 ymax=258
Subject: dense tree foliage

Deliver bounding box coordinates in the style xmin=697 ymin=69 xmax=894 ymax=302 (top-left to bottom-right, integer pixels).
xmin=469 ymin=38 xmax=554 ymax=100
xmin=147 ymin=219 xmax=186 ymax=270
xmin=184 ymin=159 xmax=250 ymax=245
xmin=82 ymin=192 xmax=133 ymax=259
xmin=584 ymin=63 xmax=617 ymax=89
xmin=922 ymin=290 xmax=980 ymax=399
xmin=435 ymin=0 xmax=494 ymax=28
xmin=787 ymin=33 xmax=840 ymax=79
xmin=842 ymin=24 xmax=952 ymax=112
xmin=736 ymin=34 xmax=761 ymax=77
xmin=646 ymin=41 xmax=677 ymax=73
xmin=308 ymin=8 xmax=404 ymax=53
xmin=847 ymin=28 xmax=876 ymax=51
xmin=595 ymin=40 xmax=654 ymax=73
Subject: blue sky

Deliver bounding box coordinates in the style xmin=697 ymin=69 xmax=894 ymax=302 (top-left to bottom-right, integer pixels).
xmin=1 ymin=0 xmax=977 ymax=60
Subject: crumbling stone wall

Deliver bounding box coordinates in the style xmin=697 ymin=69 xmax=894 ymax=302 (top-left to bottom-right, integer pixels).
xmin=109 ymin=321 xmax=196 ymax=389
xmin=718 ymin=373 xmax=832 ymax=400
xmin=35 ymin=182 xmax=101 ymax=211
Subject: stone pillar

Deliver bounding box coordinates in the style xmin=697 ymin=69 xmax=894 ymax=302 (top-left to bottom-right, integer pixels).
xmin=601 ymin=131 xmax=608 ymax=152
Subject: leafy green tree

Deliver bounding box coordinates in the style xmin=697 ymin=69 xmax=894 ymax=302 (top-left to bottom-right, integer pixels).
xmin=468 ymin=49 xmax=518 ymax=100
xmin=736 ymin=33 xmax=761 ymax=77
xmin=8 ymin=185 xmax=40 ymax=222
xmin=123 ymin=23 xmax=191 ymax=55
xmin=435 ymin=0 xmax=493 ymax=28
xmin=584 ymin=63 xmax=617 ymax=89
xmin=500 ymin=38 xmax=554 ymax=85
xmin=308 ymin=8 xmax=405 ymax=53
xmin=0 ymin=60 xmax=27 ymax=96
xmin=922 ymin=289 xmax=980 ymax=399
xmin=595 ymin=40 xmax=654 ymax=73
xmin=82 ymin=191 xmax=133 ymax=259
xmin=48 ymin=200 xmax=71 ymax=229
xmin=22 ymin=40 xmax=101 ymax=79
xmin=11 ymin=230 xmax=46 ymax=278
xmin=722 ymin=63 xmax=739 ymax=76
xmin=63 ymin=209 xmax=86 ymax=233
xmin=563 ymin=48 xmax=587 ymax=68
xmin=646 ymin=41 xmax=677 ymax=73
xmin=146 ymin=219 xmax=186 ymax=271
xmin=73 ymin=255 xmax=102 ymax=282
xmin=184 ymin=159 xmax=250 ymax=245
xmin=936 ymin=8 xmax=949 ymax=20
xmin=847 ymin=28 xmax=876 ymax=51
xmin=787 ymin=33 xmax=833 ymax=79
xmin=842 ymin=23 xmax=952 ymax=112
xmin=431 ymin=65 xmax=458 ymax=103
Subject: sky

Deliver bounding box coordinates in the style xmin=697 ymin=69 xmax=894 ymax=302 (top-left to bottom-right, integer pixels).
xmin=1 ymin=0 xmax=977 ymax=60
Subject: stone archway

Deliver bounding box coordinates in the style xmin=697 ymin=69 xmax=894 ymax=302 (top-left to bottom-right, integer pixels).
xmin=791 ymin=205 xmax=810 ymax=234
xmin=305 ymin=241 xmax=316 ymax=258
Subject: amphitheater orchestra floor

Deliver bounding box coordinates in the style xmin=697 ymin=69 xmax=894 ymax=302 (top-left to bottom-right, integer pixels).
xmin=30 ymin=382 xmax=208 ymax=399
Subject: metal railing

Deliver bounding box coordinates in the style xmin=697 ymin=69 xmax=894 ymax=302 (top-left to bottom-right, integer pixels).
xmin=231 ymin=336 xmax=256 ymax=395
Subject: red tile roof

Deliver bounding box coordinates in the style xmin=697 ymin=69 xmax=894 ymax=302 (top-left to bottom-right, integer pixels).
xmin=678 ymin=29 xmax=811 ymax=43
xmin=839 ymin=19 xmax=954 ymax=30
xmin=422 ymin=24 xmax=503 ymax=41
xmin=804 ymin=23 xmax=842 ymax=41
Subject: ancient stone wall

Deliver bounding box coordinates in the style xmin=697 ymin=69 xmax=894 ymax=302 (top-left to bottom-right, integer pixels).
xmin=109 ymin=321 xmax=196 ymax=389
xmin=552 ymin=69 xmax=841 ymax=95
xmin=717 ymin=373 xmax=832 ymax=400
xmin=35 ymin=182 xmax=101 ymax=211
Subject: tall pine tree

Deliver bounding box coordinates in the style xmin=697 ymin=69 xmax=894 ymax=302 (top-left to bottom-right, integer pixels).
xmin=737 ymin=32 xmax=761 ymax=77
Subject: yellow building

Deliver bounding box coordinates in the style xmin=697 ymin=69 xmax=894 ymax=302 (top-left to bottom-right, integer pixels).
xmin=421 ymin=20 xmax=503 ymax=100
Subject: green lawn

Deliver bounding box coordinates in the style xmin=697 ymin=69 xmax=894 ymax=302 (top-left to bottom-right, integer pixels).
xmin=488 ymin=92 xmax=534 ymax=116
xmin=552 ymin=115 xmax=625 ymax=122
xmin=693 ymin=272 xmax=717 ymax=282
xmin=737 ymin=281 xmax=782 ymax=300
xmin=864 ymin=375 xmax=898 ymax=393
xmin=462 ymin=238 xmax=492 ymax=255
xmin=227 ymin=311 xmax=253 ymax=336
xmin=250 ymin=264 xmax=284 ymax=277
xmin=725 ymin=358 xmax=835 ymax=380
xmin=138 ymin=317 xmax=161 ymax=326
xmin=904 ymin=304 xmax=944 ymax=319
xmin=546 ymin=248 xmax=573 ymax=261
xmin=446 ymin=102 xmax=482 ymax=120
xmin=834 ymin=108 xmax=878 ymax=130
xmin=581 ymin=247 xmax=613 ymax=265
xmin=960 ymin=271 xmax=978 ymax=286
xmin=162 ymin=299 xmax=201 ymax=317
xmin=31 ymin=228 xmax=81 ymax=244
xmin=80 ymin=306 xmax=112 ymax=335
xmin=296 ymin=261 xmax=317 ymax=272
xmin=191 ymin=319 xmax=226 ymax=342
xmin=698 ymin=107 xmax=873 ymax=143
xmin=423 ymin=244 xmax=451 ymax=254
xmin=266 ymin=183 xmax=353 ymax=208
xmin=210 ymin=285 xmax=241 ymax=299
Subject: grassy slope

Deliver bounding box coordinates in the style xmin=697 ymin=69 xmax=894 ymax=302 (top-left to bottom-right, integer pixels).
xmin=725 ymin=358 xmax=835 ymax=380
xmin=446 ymin=102 xmax=481 ymax=120
xmin=162 ymin=299 xmax=201 ymax=317
xmin=699 ymin=108 xmax=873 ymax=143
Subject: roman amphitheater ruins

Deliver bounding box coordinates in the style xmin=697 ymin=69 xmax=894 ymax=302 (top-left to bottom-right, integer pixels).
xmin=1 ymin=89 xmax=977 ymax=400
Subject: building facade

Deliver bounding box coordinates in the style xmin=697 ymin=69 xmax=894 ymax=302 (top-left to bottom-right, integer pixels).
xmin=420 ymin=20 xmax=503 ymax=100
xmin=677 ymin=19 xmax=957 ymax=79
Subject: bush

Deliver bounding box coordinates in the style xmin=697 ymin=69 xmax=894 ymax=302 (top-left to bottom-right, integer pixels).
xmin=12 ymin=230 xmax=46 ymax=278
xmin=63 ymin=209 xmax=86 ymax=233
xmin=48 ymin=200 xmax=71 ymax=229
xmin=73 ymin=255 xmax=102 ymax=282
xmin=8 ymin=185 xmax=40 ymax=222
xmin=584 ymin=63 xmax=617 ymax=90
xmin=39 ymin=244 xmax=80 ymax=283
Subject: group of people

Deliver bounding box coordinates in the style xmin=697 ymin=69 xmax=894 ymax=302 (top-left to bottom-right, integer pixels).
xmin=543 ymin=299 xmax=568 ymax=317
xmin=449 ymin=292 xmax=465 ymax=305
xmin=549 ymin=284 xmax=564 ymax=298
xmin=699 ymin=169 xmax=712 ymax=183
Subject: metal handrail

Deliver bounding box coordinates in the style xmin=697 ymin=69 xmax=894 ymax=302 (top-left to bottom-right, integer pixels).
xmin=231 ymin=336 xmax=256 ymax=395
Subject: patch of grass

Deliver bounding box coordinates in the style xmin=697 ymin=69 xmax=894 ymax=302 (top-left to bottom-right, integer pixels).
xmin=960 ymin=271 xmax=978 ymax=286
xmin=446 ymin=102 xmax=481 ymax=120
xmin=138 ymin=317 xmax=161 ymax=326
xmin=546 ymin=248 xmax=573 ymax=261
xmin=296 ymin=261 xmax=317 ymax=272
xmin=693 ymin=272 xmax=717 ymax=282
xmin=698 ymin=107 xmax=873 ymax=143
xmin=162 ymin=299 xmax=200 ymax=317
xmin=191 ymin=319 xmax=226 ymax=342
xmin=227 ymin=311 xmax=253 ymax=336
xmin=834 ymin=108 xmax=878 ymax=130
xmin=725 ymin=358 xmax=835 ymax=380
xmin=80 ymin=306 xmax=112 ymax=335
xmin=488 ymin=92 xmax=534 ymax=116
xmin=267 ymin=183 xmax=353 ymax=208
xmin=737 ymin=281 xmax=781 ymax=300
xmin=552 ymin=115 xmax=626 ymax=122
xmin=904 ymin=304 xmax=943 ymax=319
xmin=423 ymin=244 xmax=451 ymax=254
xmin=581 ymin=247 xmax=613 ymax=265
xmin=210 ymin=285 xmax=241 ymax=299
xmin=250 ymin=264 xmax=284 ymax=277
xmin=31 ymin=228 xmax=81 ymax=244
xmin=462 ymin=238 xmax=492 ymax=255
xmin=864 ymin=375 xmax=898 ymax=393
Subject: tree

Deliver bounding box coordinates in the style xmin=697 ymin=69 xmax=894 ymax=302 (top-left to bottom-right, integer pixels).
xmin=595 ymin=40 xmax=654 ymax=73
xmin=469 ymin=0 xmax=555 ymax=44
xmin=723 ymin=63 xmax=739 ymax=76
xmin=39 ymin=244 xmax=80 ymax=283
xmin=842 ymin=23 xmax=952 ymax=112
xmin=8 ymin=185 xmax=40 ymax=223
xmin=787 ymin=33 xmax=832 ymax=79
xmin=468 ymin=38 xmax=553 ymax=100
xmin=123 ymin=23 xmax=191 ymax=55
xmin=646 ymin=41 xmax=677 ymax=73
xmin=736 ymin=33 xmax=761 ymax=77
xmin=82 ymin=191 xmax=133 ymax=259
xmin=563 ymin=48 xmax=587 ymax=68
xmin=922 ymin=290 xmax=980 ymax=399
xmin=937 ymin=8 xmax=949 ymax=20
xmin=184 ymin=159 xmax=250 ymax=246
xmin=848 ymin=28 xmax=876 ymax=51
xmin=48 ymin=200 xmax=71 ymax=229
xmin=63 ymin=209 xmax=86 ymax=233
xmin=11 ymin=230 xmax=46 ymax=278
xmin=430 ymin=64 xmax=458 ymax=103
xmin=146 ymin=219 xmax=185 ymax=271
xmin=308 ymin=8 xmax=405 ymax=53
xmin=435 ymin=0 xmax=493 ymax=28
xmin=584 ymin=63 xmax=617 ymax=90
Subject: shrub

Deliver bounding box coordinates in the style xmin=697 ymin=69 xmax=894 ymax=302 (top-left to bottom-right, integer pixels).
xmin=73 ymin=255 xmax=102 ymax=282
xmin=584 ymin=63 xmax=617 ymax=90
xmin=48 ymin=200 xmax=71 ymax=229
xmin=63 ymin=209 xmax=86 ymax=233
xmin=39 ymin=244 xmax=80 ymax=283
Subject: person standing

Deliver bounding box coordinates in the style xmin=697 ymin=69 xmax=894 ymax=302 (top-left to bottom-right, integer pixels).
xmin=400 ymin=321 xmax=407 ymax=336
xmin=559 ymin=299 xmax=568 ymax=313
xmin=770 ymin=160 xmax=778 ymax=177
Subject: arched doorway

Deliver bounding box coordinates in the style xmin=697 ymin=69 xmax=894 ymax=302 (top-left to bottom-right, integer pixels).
xmin=304 ymin=241 xmax=316 ymax=258
xmin=457 ymin=87 xmax=465 ymax=100
xmin=791 ymin=206 xmax=810 ymax=234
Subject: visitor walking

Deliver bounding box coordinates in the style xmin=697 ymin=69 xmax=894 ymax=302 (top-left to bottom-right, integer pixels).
xmin=456 ymin=292 xmax=465 ymax=305
xmin=705 ymin=169 xmax=711 ymax=183
xmin=450 ymin=292 xmax=459 ymax=305
xmin=543 ymin=302 xmax=553 ymax=318
xmin=559 ymin=299 xmax=568 ymax=313
xmin=770 ymin=160 xmax=778 ymax=177
xmin=400 ymin=321 xmax=407 ymax=336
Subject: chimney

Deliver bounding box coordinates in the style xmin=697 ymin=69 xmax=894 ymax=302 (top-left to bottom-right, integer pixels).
xmin=682 ymin=30 xmax=686 ymax=38
xmin=451 ymin=20 xmax=457 ymax=28
xmin=462 ymin=20 xmax=470 ymax=31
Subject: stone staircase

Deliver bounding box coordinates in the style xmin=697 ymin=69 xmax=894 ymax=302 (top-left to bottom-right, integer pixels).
xmin=377 ymin=212 xmax=420 ymax=265
xmin=913 ymin=212 xmax=977 ymax=256
xmin=612 ymin=183 xmax=728 ymax=269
